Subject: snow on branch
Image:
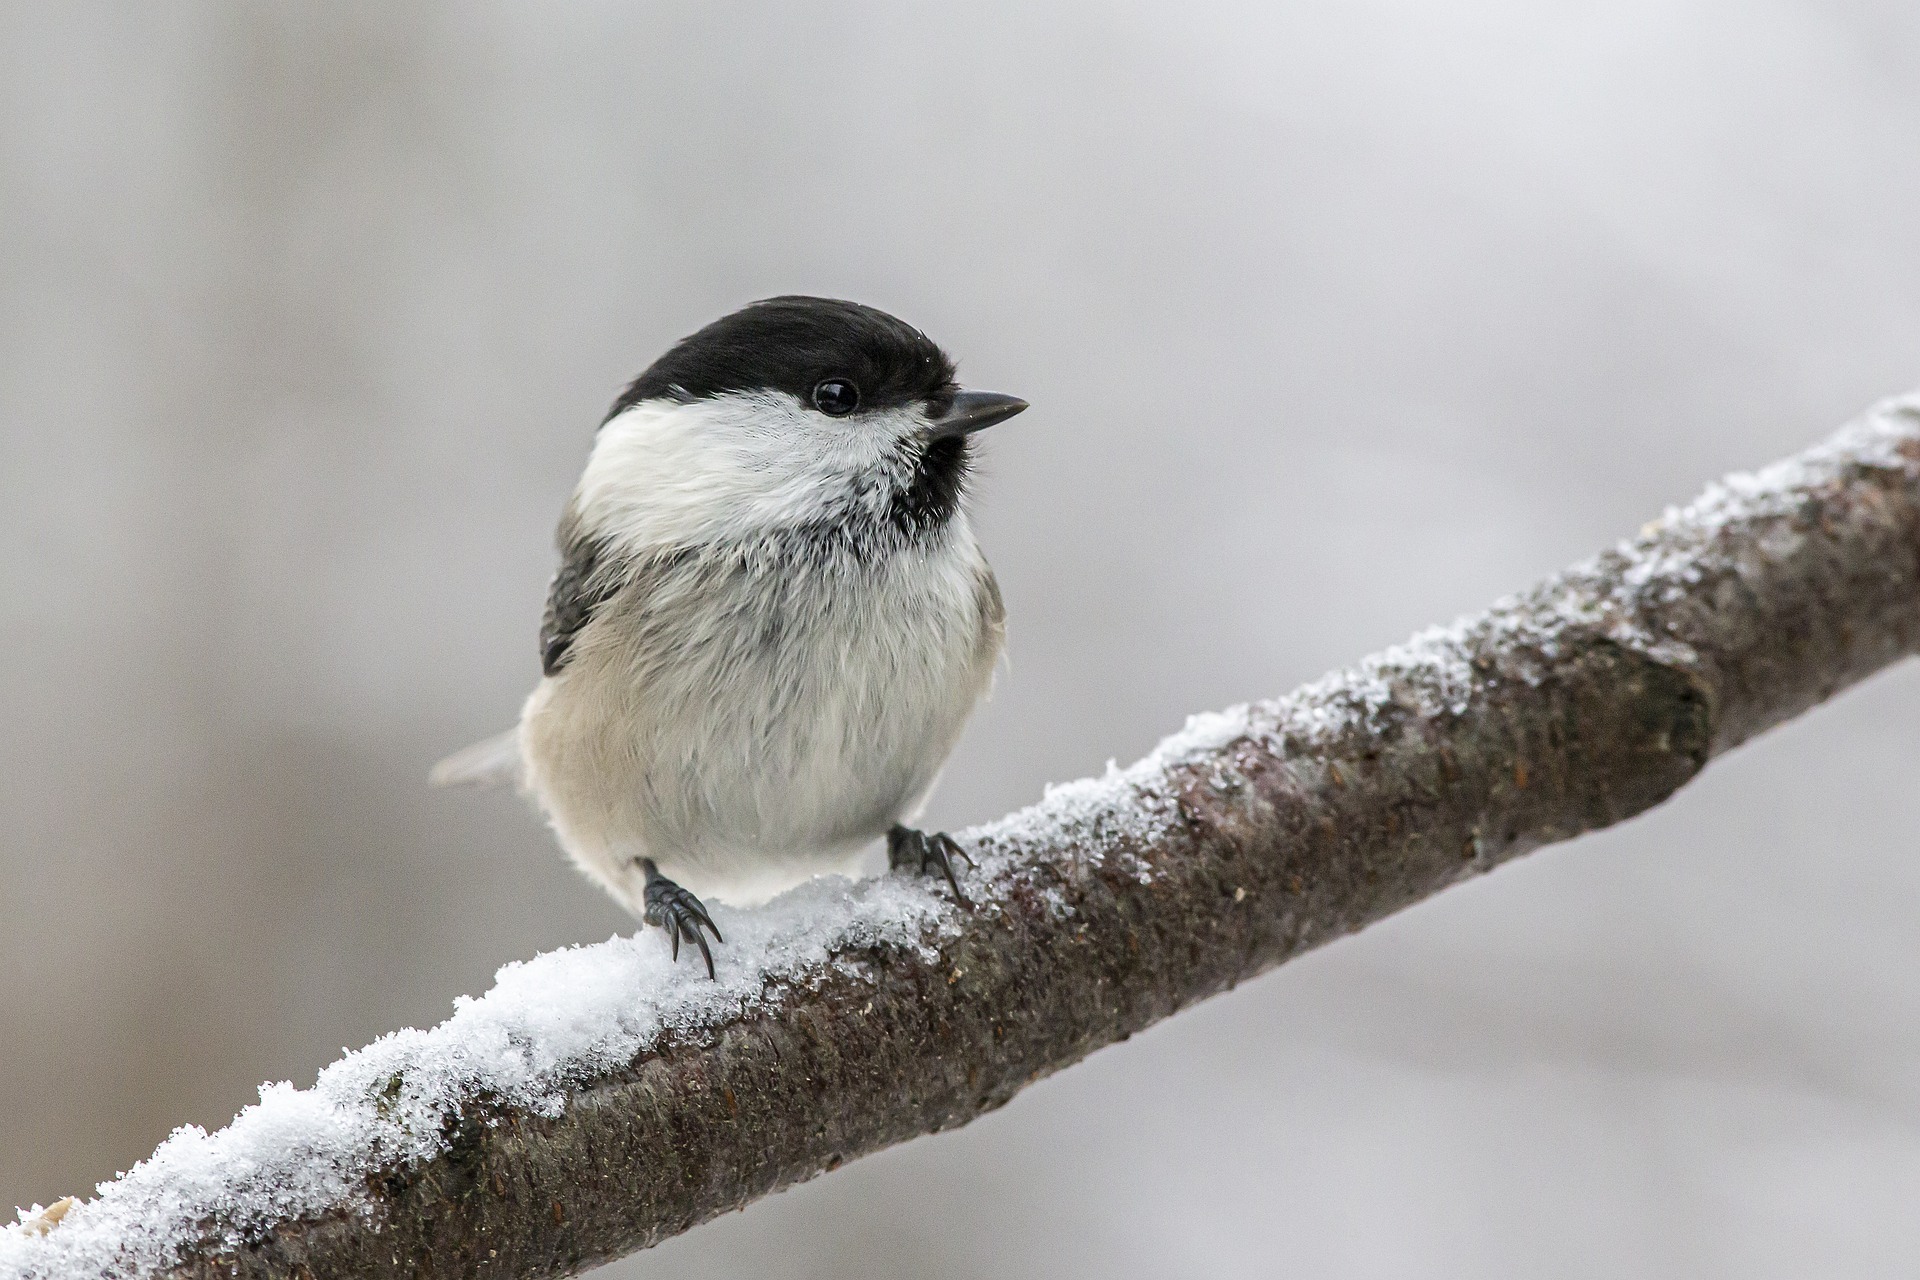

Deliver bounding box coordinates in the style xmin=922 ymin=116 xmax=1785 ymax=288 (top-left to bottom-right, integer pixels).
xmin=6 ymin=396 xmax=1920 ymax=1280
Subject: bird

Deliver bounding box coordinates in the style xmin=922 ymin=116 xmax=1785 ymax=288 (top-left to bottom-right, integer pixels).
xmin=431 ymin=296 xmax=1026 ymax=977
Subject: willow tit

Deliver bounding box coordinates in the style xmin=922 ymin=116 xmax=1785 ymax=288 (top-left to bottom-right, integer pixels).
xmin=432 ymin=296 xmax=1026 ymax=976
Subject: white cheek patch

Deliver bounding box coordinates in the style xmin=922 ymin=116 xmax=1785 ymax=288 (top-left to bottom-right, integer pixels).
xmin=573 ymin=394 xmax=925 ymax=554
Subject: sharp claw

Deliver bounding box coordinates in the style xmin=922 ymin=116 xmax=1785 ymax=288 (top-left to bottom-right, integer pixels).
xmin=937 ymin=833 xmax=975 ymax=870
xmin=693 ymin=924 xmax=715 ymax=980
xmin=640 ymin=863 xmax=725 ymax=979
xmin=887 ymin=826 xmax=975 ymax=908
xmin=692 ymin=906 xmax=722 ymax=943
xmin=930 ymin=837 xmax=972 ymax=908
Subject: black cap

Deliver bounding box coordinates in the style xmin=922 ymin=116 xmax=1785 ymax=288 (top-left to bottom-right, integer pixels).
xmin=606 ymin=296 xmax=959 ymax=424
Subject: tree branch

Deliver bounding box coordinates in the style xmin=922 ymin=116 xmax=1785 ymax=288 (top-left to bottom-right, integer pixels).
xmin=7 ymin=396 xmax=1919 ymax=1280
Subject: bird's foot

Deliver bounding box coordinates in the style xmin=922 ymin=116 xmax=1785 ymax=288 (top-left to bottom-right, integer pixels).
xmin=639 ymin=858 xmax=723 ymax=979
xmin=887 ymin=825 xmax=974 ymax=908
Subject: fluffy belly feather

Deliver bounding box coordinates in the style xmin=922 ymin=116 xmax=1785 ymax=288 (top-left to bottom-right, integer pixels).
xmin=519 ymin=537 xmax=1001 ymax=909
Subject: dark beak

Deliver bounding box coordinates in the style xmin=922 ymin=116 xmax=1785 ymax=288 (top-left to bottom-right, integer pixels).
xmin=927 ymin=389 xmax=1029 ymax=441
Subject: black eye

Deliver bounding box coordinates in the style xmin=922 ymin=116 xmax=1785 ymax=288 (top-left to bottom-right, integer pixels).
xmin=811 ymin=379 xmax=860 ymax=416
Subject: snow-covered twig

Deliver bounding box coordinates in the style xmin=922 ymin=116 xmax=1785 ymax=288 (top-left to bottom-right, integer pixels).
xmin=7 ymin=396 xmax=1919 ymax=1280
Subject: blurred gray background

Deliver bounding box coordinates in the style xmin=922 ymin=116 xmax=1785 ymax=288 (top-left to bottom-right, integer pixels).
xmin=4 ymin=2 xmax=1918 ymax=1276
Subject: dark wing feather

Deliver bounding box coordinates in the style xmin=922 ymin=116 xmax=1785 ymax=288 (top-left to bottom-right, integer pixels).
xmin=540 ymin=533 xmax=617 ymax=676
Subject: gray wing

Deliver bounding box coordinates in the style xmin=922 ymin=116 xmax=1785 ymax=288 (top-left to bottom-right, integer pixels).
xmin=539 ymin=530 xmax=618 ymax=676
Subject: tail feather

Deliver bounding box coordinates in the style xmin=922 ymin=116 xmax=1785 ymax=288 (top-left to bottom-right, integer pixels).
xmin=430 ymin=729 xmax=523 ymax=790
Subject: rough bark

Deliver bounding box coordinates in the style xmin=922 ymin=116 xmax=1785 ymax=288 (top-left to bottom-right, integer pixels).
xmin=7 ymin=396 xmax=1919 ymax=1280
